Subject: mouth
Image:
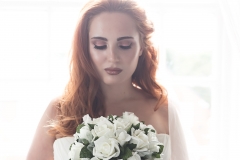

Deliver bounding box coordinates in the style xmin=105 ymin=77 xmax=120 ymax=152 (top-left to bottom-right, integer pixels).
xmin=104 ymin=68 xmax=122 ymax=75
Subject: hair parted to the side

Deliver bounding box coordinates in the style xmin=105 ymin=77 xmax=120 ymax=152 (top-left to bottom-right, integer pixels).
xmin=48 ymin=0 xmax=167 ymax=137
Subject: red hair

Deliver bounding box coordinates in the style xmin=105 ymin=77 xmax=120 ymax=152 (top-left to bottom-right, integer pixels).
xmin=48 ymin=0 xmax=167 ymax=137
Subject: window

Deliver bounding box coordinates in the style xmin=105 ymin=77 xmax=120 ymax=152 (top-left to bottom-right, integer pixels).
xmin=0 ymin=1 xmax=85 ymax=159
xmin=151 ymin=3 xmax=218 ymax=160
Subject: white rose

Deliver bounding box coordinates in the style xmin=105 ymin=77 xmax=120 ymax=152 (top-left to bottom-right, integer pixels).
xmin=113 ymin=117 xmax=132 ymax=131
xmin=91 ymin=124 xmax=114 ymax=139
xmin=83 ymin=114 xmax=93 ymax=125
xmin=122 ymin=112 xmax=139 ymax=125
xmin=139 ymin=151 xmax=152 ymax=158
xmin=149 ymin=141 xmax=160 ymax=153
xmin=147 ymin=132 xmax=161 ymax=153
xmin=74 ymin=133 xmax=79 ymax=141
xmin=147 ymin=132 xmax=158 ymax=142
xmin=145 ymin=125 xmax=156 ymax=133
xmin=91 ymin=117 xmax=114 ymax=138
xmin=93 ymin=117 xmax=114 ymax=129
xmin=115 ymin=129 xmax=131 ymax=146
xmin=127 ymin=152 xmax=141 ymax=160
xmin=139 ymin=122 xmax=147 ymax=130
xmin=69 ymin=141 xmax=84 ymax=160
xmin=92 ymin=116 xmax=111 ymax=125
xmin=77 ymin=125 xmax=93 ymax=143
xmin=93 ymin=136 xmax=120 ymax=159
xmin=130 ymin=128 xmax=149 ymax=154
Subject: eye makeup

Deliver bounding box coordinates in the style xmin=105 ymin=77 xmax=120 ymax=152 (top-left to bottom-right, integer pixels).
xmin=94 ymin=45 xmax=107 ymax=50
xmin=91 ymin=37 xmax=134 ymax=50
xmin=119 ymin=43 xmax=132 ymax=49
xmin=92 ymin=40 xmax=107 ymax=50
xmin=118 ymin=40 xmax=132 ymax=50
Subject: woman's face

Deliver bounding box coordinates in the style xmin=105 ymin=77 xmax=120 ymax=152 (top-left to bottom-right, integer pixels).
xmin=89 ymin=12 xmax=142 ymax=86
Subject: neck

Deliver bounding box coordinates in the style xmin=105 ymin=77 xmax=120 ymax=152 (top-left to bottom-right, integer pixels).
xmin=100 ymin=80 xmax=137 ymax=106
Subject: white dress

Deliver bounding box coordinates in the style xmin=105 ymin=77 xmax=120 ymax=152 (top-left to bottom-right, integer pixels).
xmin=53 ymin=98 xmax=189 ymax=160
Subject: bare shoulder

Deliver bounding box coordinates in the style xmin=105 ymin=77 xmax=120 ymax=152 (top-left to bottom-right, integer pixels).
xmin=47 ymin=97 xmax=60 ymax=119
xmin=132 ymin=88 xmax=169 ymax=134
xmin=155 ymin=96 xmax=169 ymax=120
xmin=146 ymin=96 xmax=169 ymax=135
xmin=26 ymin=97 xmax=60 ymax=160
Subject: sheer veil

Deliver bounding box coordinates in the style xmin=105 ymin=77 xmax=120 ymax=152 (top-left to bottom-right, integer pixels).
xmin=168 ymin=96 xmax=189 ymax=160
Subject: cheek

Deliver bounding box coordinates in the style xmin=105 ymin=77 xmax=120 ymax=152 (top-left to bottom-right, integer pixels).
xmin=123 ymin=49 xmax=140 ymax=64
xmin=89 ymin=49 xmax=105 ymax=67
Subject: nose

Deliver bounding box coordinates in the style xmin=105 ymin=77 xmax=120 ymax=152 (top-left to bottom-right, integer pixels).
xmin=108 ymin=46 xmax=120 ymax=63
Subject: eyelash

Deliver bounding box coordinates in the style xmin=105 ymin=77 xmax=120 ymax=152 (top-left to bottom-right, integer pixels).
xmin=94 ymin=45 xmax=107 ymax=50
xmin=120 ymin=44 xmax=132 ymax=50
xmin=94 ymin=44 xmax=132 ymax=50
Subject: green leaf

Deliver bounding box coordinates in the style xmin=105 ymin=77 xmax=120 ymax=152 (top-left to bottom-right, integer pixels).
xmin=76 ymin=123 xmax=85 ymax=133
xmin=158 ymin=144 xmax=164 ymax=154
xmin=151 ymin=129 xmax=156 ymax=133
xmin=119 ymin=144 xmax=125 ymax=158
xmin=144 ymin=128 xmax=150 ymax=134
xmin=127 ymin=143 xmax=137 ymax=150
xmin=109 ymin=115 xmax=114 ymax=121
xmin=87 ymin=142 xmax=95 ymax=154
xmin=122 ymin=147 xmax=133 ymax=160
xmin=142 ymin=155 xmax=150 ymax=160
xmin=152 ymin=144 xmax=164 ymax=158
xmin=93 ymin=136 xmax=99 ymax=141
xmin=69 ymin=143 xmax=73 ymax=151
xmin=80 ymin=146 xmax=93 ymax=158
xmin=152 ymin=152 xmax=161 ymax=158
xmin=119 ymin=144 xmax=133 ymax=160
xmin=108 ymin=115 xmax=114 ymax=124
xmin=88 ymin=123 xmax=95 ymax=130
xmin=127 ymin=124 xmax=133 ymax=135
xmin=80 ymin=139 xmax=89 ymax=146
xmin=133 ymin=123 xmax=140 ymax=130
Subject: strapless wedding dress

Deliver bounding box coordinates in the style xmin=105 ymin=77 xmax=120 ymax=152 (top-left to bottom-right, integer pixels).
xmin=53 ymin=134 xmax=171 ymax=160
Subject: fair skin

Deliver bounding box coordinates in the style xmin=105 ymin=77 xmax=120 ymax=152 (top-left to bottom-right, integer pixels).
xmin=88 ymin=12 xmax=169 ymax=133
xmin=27 ymin=98 xmax=58 ymax=160
xmin=27 ymin=12 xmax=168 ymax=160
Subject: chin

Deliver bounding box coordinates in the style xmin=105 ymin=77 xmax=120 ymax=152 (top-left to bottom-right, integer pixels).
xmin=102 ymin=80 xmax=122 ymax=86
xmin=102 ymin=77 xmax=128 ymax=86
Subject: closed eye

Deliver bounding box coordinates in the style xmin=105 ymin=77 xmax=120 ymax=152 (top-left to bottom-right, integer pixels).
xmin=120 ymin=44 xmax=132 ymax=50
xmin=94 ymin=45 xmax=107 ymax=50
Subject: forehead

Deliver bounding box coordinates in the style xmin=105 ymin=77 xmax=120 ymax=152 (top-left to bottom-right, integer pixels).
xmin=89 ymin=12 xmax=139 ymax=38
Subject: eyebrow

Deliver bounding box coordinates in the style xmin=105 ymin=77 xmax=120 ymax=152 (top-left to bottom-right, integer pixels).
xmin=91 ymin=36 xmax=134 ymax=41
xmin=91 ymin=37 xmax=107 ymax=41
xmin=117 ymin=36 xmax=133 ymax=41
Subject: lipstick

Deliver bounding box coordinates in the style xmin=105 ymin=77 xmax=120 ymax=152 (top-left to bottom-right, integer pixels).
xmin=104 ymin=68 xmax=122 ymax=75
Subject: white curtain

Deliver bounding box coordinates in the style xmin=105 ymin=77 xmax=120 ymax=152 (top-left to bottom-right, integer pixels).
xmin=210 ymin=0 xmax=240 ymax=159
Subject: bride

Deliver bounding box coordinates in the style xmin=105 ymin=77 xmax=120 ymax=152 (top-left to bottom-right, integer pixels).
xmin=27 ymin=0 xmax=188 ymax=159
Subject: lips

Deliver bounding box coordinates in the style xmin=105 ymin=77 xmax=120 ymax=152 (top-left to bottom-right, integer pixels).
xmin=104 ymin=68 xmax=122 ymax=75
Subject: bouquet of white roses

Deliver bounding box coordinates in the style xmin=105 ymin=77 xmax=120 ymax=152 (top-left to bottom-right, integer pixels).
xmin=69 ymin=112 xmax=164 ymax=160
